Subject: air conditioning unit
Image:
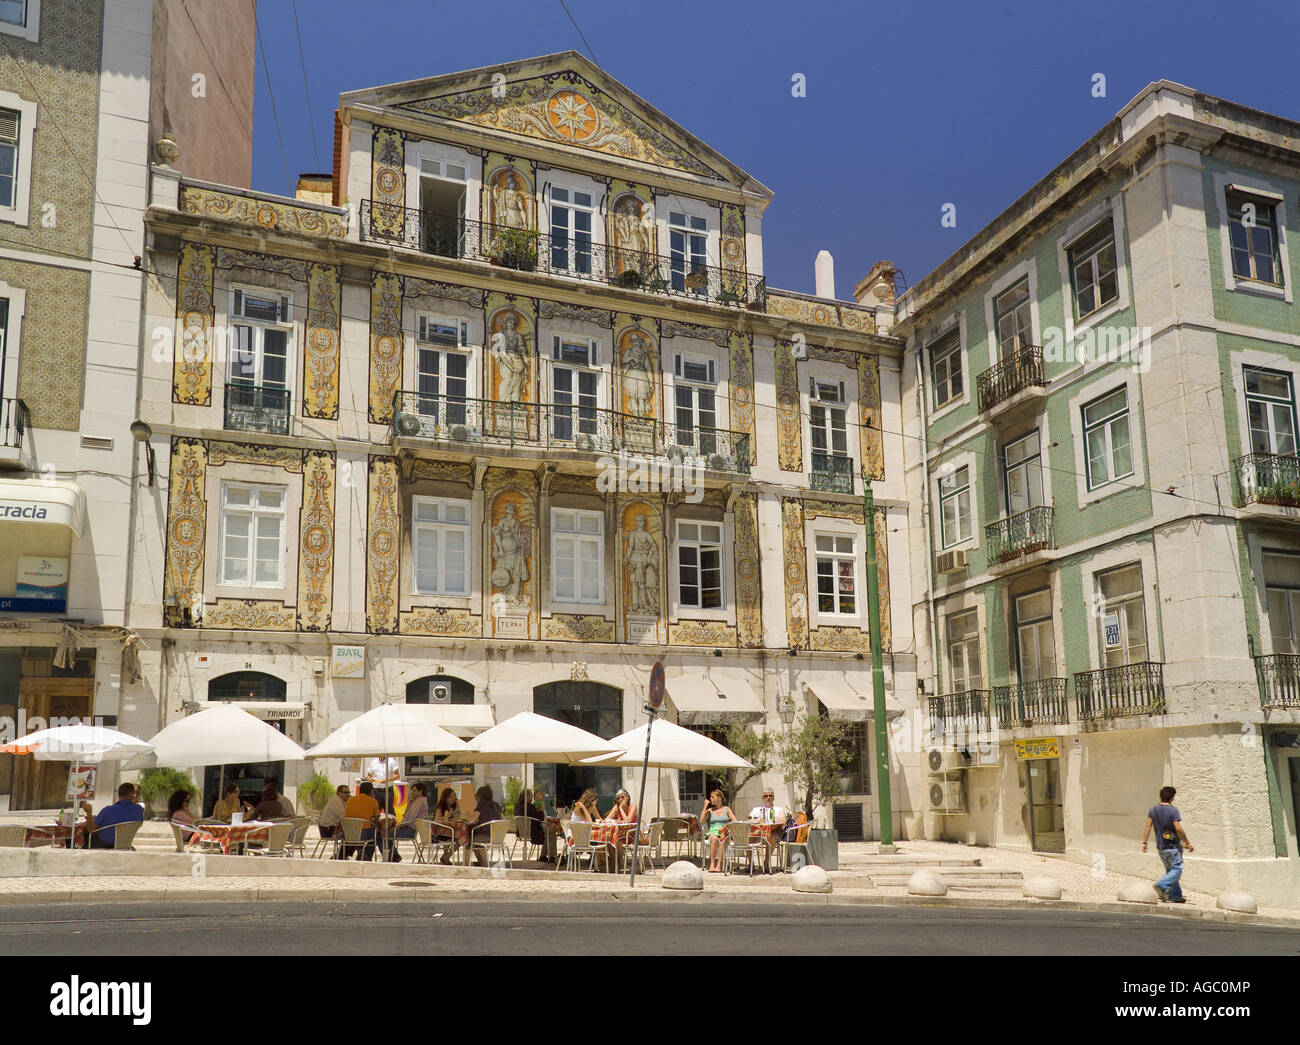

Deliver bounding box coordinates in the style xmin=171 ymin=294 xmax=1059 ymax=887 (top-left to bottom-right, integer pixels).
xmin=929 ymin=778 xmax=967 ymax=813
xmin=926 ymin=746 xmax=972 ymax=774
xmin=936 ymin=549 xmax=968 ymax=574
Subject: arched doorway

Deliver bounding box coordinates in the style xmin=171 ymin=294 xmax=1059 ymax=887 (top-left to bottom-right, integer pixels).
xmin=404 ymin=675 xmax=477 ymax=784
xmin=533 ymin=681 xmax=622 ymax=812
xmin=203 ymin=671 xmax=287 ymax=816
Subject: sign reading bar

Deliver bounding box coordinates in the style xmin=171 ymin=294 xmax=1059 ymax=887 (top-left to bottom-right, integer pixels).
xmin=1015 ymin=737 xmax=1060 ymax=760
xmin=332 ymin=645 xmax=364 ymax=678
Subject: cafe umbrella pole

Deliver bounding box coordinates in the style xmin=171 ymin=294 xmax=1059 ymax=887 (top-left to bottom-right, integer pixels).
xmin=864 ymin=484 xmax=895 ymax=851
xmin=628 ymin=703 xmax=656 ymax=887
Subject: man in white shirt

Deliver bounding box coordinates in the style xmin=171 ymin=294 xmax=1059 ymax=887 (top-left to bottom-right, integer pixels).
xmin=749 ymin=789 xmax=787 ymax=824
xmin=365 ymin=756 xmax=401 ymax=814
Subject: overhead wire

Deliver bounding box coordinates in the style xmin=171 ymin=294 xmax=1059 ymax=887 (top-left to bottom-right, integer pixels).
xmin=289 ymin=0 xmax=323 ymax=172
xmin=252 ymin=0 xmax=294 ymax=198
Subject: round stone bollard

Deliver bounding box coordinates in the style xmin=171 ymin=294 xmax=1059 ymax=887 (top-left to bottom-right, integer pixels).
xmin=661 ymin=860 xmax=704 ymax=891
xmin=791 ymin=865 xmax=832 ymax=894
xmin=907 ymin=869 xmax=947 ymax=896
xmin=1118 ymin=882 xmax=1160 ymax=905
xmin=1217 ymin=890 xmax=1257 ymax=914
xmin=1022 ymin=874 xmax=1062 ymax=900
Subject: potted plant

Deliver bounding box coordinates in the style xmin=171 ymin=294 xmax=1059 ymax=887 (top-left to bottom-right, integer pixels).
xmin=774 ymin=711 xmax=856 ymax=870
xmin=490 ymin=227 xmax=539 ymax=271
xmin=296 ymin=771 xmax=335 ymax=816
xmin=137 ymin=766 xmax=197 ymax=820
xmin=615 ymin=267 xmax=644 ymax=289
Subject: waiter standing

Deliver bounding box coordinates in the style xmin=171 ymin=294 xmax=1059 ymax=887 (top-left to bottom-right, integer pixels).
xmin=365 ymin=756 xmax=401 ymax=815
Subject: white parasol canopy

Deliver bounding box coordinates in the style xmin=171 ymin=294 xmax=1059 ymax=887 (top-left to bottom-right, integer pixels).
xmin=461 ymin=711 xmax=621 ymax=764
xmin=126 ymin=703 xmax=307 ymax=768
xmin=0 ymin=724 xmax=153 ymax=763
xmin=582 ymin=719 xmax=753 ymax=771
xmin=305 ymin=702 xmax=470 ymax=759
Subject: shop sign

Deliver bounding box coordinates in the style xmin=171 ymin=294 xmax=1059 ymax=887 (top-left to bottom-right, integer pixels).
xmin=1015 ymin=737 xmax=1060 ymax=760
xmin=1 ymin=556 xmax=70 ymax=613
xmin=332 ymin=645 xmax=364 ymax=678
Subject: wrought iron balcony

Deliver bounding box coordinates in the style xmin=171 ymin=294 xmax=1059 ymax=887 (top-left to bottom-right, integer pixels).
xmin=1 ymin=397 xmax=28 ymax=452
xmin=1255 ymin=653 xmax=1300 ymax=711
xmin=986 ymin=506 xmax=1055 ymax=564
xmin=359 ymin=202 xmax=767 ymax=308
xmin=1074 ymin=662 xmax=1165 ymax=720
xmin=976 ymin=345 xmax=1045 ymax=413
xmin=993 ymin=678 xmax=1069 ymax=728
xmin=927 ymin=689 xmax=993 ymax=734
xmin=224 ymin=383 xmax=291 ymax=436
xmin=1234 ymin=452 xmax=1300 ymax=509
xmin=391 ymin=392 xmax=751 ymax=475
xmin=809 ymin=452 xmax=854 ymax=494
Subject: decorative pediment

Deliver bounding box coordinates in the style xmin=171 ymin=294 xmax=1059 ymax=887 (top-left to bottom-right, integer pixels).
xmin=395 ymin=69 xmax=727 ymax=180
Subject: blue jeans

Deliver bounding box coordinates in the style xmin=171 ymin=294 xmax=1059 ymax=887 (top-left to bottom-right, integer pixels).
xmin=1155 ymin=846 xmax=1184 ymax=900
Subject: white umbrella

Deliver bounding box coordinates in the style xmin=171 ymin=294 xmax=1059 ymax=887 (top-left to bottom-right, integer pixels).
xmin=305 ymin=702 xmax=470 ymax=759
xmin=1 ymin=724 xmax=152 ymax=762
xmin=583 ymin=719 xmax=753 ymax=771
xmin=129 ymin=703 xmax=306 ymax=767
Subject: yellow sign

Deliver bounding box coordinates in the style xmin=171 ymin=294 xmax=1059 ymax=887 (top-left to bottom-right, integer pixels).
xmin=1015 ymin=737 xmax=1060 ymax=760
xmin=331 ymin=645 xmax=364 ymax=678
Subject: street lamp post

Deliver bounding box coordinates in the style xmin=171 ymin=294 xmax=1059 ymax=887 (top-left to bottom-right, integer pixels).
xmin=864 ymin=484 xmax=896 ymax=852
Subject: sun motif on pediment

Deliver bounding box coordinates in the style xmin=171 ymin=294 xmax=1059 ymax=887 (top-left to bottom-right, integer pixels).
xmin=545 ymin=89 xmax=599 ymax=141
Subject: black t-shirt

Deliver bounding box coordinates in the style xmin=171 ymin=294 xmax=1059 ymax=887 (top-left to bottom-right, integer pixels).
xmin=1149 ymin=804 xmax=1181 ymax=850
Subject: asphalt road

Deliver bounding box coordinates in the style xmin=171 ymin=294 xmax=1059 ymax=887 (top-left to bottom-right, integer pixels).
xmin=1 ymin=900 xmax=1297 ymax=956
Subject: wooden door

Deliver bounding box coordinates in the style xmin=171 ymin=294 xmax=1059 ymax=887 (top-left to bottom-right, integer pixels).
xmin=12 ymin=678 xmax=93 ymax=810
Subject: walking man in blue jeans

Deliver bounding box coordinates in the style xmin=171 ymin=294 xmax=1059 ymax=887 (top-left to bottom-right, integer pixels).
xmin=1142 ymin=786 xmax=1194 ymax=902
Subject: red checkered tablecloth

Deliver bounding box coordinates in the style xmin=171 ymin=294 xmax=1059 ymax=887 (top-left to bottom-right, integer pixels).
xmin=197 ymin=821 xmax=274 ymax=854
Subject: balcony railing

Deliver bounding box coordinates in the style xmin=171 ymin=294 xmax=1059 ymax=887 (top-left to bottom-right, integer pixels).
xmin=224 ymin=383 xmax=291 ymax=436
xmin=1255 ymin=653 xmax=1300 ymax=710
xmin=359 ymin=202 xmax=767 ymax=308
xmin=1234 ymin=452 xmax=1300 ymax=508
xmin=976 ymin=345 xmax=1045 ymax=413
xmin=810 ymin=452 xmax=854 ymax=494
xmin=986 ymin=506 xmax=1055 ymax=564
xmin=993 ymin=678 xmax=1069 ymax=728
xmin=927 ymin=689 xmax=993 ymax=734
xmin=392 ymin=392 xmax=752 ymax=475
xmin=1 ymin=397 xmax=29 ymax=451
xmin=1074 ymin=662 xmax=1166 ymax=720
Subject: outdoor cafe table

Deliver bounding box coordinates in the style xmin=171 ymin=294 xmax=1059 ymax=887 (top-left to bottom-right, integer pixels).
xmin=741 ymin=821 xmax=783 ymax=873
xmin=591 ymin=820 xmax=639 ymax=872
xmin=24 ymin=823 xmax=88 ymax=849
xmin=198 ymin=820 xmax=275 ymax=854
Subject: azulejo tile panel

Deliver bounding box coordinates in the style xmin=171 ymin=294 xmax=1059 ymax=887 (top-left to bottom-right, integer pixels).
xmin=782 ymin=498 xmax=808 ymax=649
xmin=304 ymin=263 xmax=341 ymax=419
xmin=203 ymin=599 xmax=296 ymax=631
xmin=369 ymin=127 xmax=406 ymax=240
xmin=164 ymin=438 xmax=208 ymax=617
xmin=858 ymin=354 xmax=884 ymax=481
xmin=809 ymin=626 xmax=872 ymax=653
xmin=668 ymin=620 xmax=739 ymax=648
xmin=296 ymin=450 xmax=336 ymax=632
xmin=366 ymin=455 xmax=401 ymax=634
xmin=179 ymin=187 xmax=347 ymax=238
xmin=8 ymin=261 xmax=88 ymax=430
xmin=732 ymin=491 xmax=762 ymax=648
xmin=766 ymin=292 xmax=876 ymax=334
xmin=542 ymin=614 xmax=615 ymax=642
xmin=174 ymin=243 xmax=215 ymax=406
xmin=400 ymin=607 xmax=482 ymax=637
xmin=775 ymin=340 xmax=802 ymax=472
xmin=369 ymin=272 xmax=403 ymax=423
xmin=729 ymin=333 xmax=756 ymax=465
xmin=207 ymin=442 xmax=303 ymax=472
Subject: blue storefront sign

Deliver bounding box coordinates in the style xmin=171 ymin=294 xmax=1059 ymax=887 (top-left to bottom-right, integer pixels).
xmin=3 ymin=556 xmax=69 ymax=614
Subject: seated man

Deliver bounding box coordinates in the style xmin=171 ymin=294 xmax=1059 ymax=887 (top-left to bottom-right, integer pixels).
xmin=341 ymin=781 xmax=381 ymax=860
xmin=251 ymin=786 xmax=289 ymax=821
xmin=83 ymin=783 xmax=145 ymax=849
xmin=749 ymin=789 xmax=787 ymax=825
xmin=317 ymin=784 xmax=350 ymax=839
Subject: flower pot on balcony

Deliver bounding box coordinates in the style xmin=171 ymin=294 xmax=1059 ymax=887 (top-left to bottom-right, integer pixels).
xmin=614 ymin=268 xmax=644 ymax=289
xmin=450 ymin=424 xmax=470 ymax=441
xmin=395 ymin=413 xmax=420 ymax=437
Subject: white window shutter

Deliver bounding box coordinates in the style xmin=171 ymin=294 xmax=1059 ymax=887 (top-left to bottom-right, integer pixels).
xmin=590 ymin=340 xmax=600 ymax=366
xmin=0 ymin=109 xmax=18 ymax=142
xmin=674 ymin=354 xmax=682 ymax=377
xmin=553 ymin=335 xmax=561 ymax=360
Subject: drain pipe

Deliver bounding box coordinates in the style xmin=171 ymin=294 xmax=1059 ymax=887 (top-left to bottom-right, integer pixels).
xmin=914 ymin=341 xmax=941 ymax=702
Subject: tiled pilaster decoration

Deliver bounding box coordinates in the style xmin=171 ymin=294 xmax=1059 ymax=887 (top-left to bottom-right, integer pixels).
xmin=775 ymin=340 xmax=802 ymax=471
xmin=728 ymin=332 xmax=756 ymax=464
xmin=732 ymin=491 xmax=762 ymax=648
xmin=303 ymin=264 xmax=341 ymax=419
xmin=296 ymin=450 xmax=336 ymax=632
xmin=174 ymin=243 xmax=215 ymax=406
xmin=485 ymin=469 xmax=538 ymax=640
xmin=615 ymin=317 xmax=660 ymax=441
xmin=719 ymin=203 xmax=746 ymax=296
xmin=618 ymin=497 xmax=663 ymax=644
xmin=858 ymin=353 xmax=884 ymax=481
xmin=369 ymin=127 xmax=407 ymax=239
xmin=369 ymin=272 xmax=403 ymax=423
xmin=163 ymin=438 xmax=208 ymax=618
xmin=485 ymin=295 xmax=538 ymax=438
xmin=366 ymin=455 xmax=401 ymax=634
xmin=782 ymin=497 xmax=809 ymax=649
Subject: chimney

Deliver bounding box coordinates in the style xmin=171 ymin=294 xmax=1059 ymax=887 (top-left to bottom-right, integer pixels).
xmin=295 ymin=173 xmax=333 ymax=205
xmin=815 ymin=250 xmax=836 ymax=300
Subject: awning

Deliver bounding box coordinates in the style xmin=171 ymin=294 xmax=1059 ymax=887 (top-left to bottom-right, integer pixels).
xmin=805 ymin=680 xmax=902 ymax=722
xmin=0 ymin=479 xmax=85 ymax=536
xmin=414 ymin=703 xmax=495 ymax=737
xmin=198 ymin=700 xmax=308 ymax=721
xmin=668 ymin=673 xmax=765 ymax=726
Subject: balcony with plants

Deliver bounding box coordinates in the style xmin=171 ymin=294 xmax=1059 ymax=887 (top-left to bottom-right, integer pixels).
xmin=985 ymin=505 xmax=1055 ymax=573
xmin=1234 ymin=451 xmax=1300 ymax=513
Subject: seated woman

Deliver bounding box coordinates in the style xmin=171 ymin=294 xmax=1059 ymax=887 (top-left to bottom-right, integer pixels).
xmin=168 ymin=789 xmax=199 ymax=843
xmin=513 ymin=788 xmax=551 ymax=861
xmin=432 ymin=787 xmax=463 ymax=863
xmin=468 ymin=785 xmax=503 ymax=867
xmin=700 ymin=790 xmax=737 ymax=873
xmin=211 ymin=783 xmax=249 ymax=822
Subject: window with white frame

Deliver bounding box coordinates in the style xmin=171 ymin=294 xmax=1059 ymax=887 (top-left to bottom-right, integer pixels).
xmin=0 ymin=108 xmax=18 ymax=211
xmin=929 ymin=329 xmax=962 ymax=409
xmin=1082 ymin=387 xmax=1133 ymax=490
xmin=1095 ymin=564 xmax=1148 ymax=668
xmin=938 ymin=465 xmax=972 ymax=548
xmin=412 ymin=497 xmax=469 ymax=596
xmin=415 ymin=315 xmax=470 ymax=423
xmin=549 ymin=187 xmax=594 ymax=275
xmin=1228 ymin=192 xmax=1282 ymax=286
xmin=551 ymin=335 xmax=600 ymax=442
xmin=674 ymin=352 xmax=717 ymax=453
xmin=1244 ymin=366 xmax=1296 ymax=457
xmin=677 ymin=520 xmax=723 ymax=610
xmin=946 ymin=610 xmax=981 ymax=691
xmin=1014 ymin=589 xmax=1056 ymax=682
xmin=669 ymin=211 xmax=708 ymax=294
xmin=1068 ymin=219 xmax=1118 ymax=319
xmin=219 ymin=483 xmax=286 ymax=587
xmin=551 ymin=508 xmax=604 ymax=604
xmin=993 ymin=278 xmax=1033 ymax=358
xmin=1264 ymin=551 xmax=1300 ymax=654
xmin=809 ymin=378 xmax=848 ymax=459
xmin=1003 ymin=431 xmax=1044 ymax=515
xmin=228 ymin=288 xmax=291 ymax=390
xmin=814 ymin=534 xmax=857 ymax=616
xmin=0 ymin=0 xmax=27 ymax=27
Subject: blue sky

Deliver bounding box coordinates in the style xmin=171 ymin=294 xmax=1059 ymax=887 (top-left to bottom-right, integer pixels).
xmin=249 ymin=0 xmax=1300 ymax=298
